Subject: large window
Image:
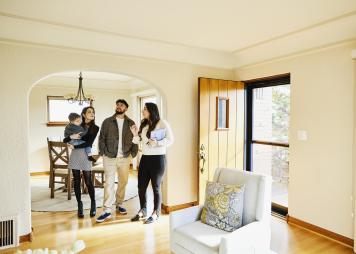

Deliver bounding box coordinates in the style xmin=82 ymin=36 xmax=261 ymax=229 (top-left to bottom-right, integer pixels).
xmin=47 ymin=96 xmax=91 ymax=126
xmin=246 ymin=75 xmax=290 ymax=215
xmin=139 ymin=95 xmax=157 ymax=121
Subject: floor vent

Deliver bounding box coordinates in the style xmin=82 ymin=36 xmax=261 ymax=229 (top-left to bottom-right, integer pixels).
xmin=0 ymin=215 xmax=18 ymax=250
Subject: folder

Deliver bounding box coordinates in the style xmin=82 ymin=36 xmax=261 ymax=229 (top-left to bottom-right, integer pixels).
xmin=150 ymin=128 xmax=166 ymax=141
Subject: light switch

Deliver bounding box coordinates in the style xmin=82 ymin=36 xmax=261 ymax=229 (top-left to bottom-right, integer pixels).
xmin=297 ymin=130 xmax=308 ymax=141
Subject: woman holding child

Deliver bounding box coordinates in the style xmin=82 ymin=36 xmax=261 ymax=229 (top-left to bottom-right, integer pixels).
xmin=130 ymin=103 xmax=174 ymax=224
xmin=63 ymin=106 xmax=99 ymax=218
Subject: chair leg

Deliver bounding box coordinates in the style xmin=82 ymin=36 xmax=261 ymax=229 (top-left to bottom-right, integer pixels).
xmin=49 ymin=169 xmax=52 ymax=188
xmin=82 ymin=173 xmax=88 ymax=194
xmin=67 ymin=170 xmax=71 ymax=200
xmin=50 ymin=173 xmax=55 ymax=199
xmin=91 ymin=172 xmax=96 ymax=188
xmin=101 ymin=172 xmax=105 ymax=188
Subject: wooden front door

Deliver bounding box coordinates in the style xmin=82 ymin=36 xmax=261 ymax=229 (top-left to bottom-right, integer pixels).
xmin=198 ymin=77 xmax=245 ymax=203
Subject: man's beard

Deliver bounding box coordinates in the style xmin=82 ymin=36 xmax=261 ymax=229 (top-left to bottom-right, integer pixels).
xmin=116 ymin=110 xmax=125 ymax=115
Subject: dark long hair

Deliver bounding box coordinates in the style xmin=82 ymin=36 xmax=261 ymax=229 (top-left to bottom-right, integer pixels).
xmin=81 ymin=106 xmax=96 ymax=134
xmin=139 ymin=103 xmax=160 ymax=139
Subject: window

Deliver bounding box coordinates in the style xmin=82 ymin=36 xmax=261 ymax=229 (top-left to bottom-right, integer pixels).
xmin=216 ymin=97 xmax=229 ymax=130
xmin=47 ymin=96 xmax=91 ymax=126
xmin=139 ymin=95 xmax=157 ymax=121
xmin=246 ymin=75 xmax=290 ymax=216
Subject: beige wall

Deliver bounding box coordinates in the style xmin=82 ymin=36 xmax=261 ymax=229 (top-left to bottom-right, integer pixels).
xmin=0 ymin=42 xmax=233 ymax=235
xmin=236 ymin=41 xmax=356 ymax=238
xmin=353 ymin=58 xmax=356 ymax=250
xmin=29 ymin=86 xmax=132 ymax=172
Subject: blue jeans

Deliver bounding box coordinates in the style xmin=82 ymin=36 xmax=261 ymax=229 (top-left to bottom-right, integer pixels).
xmin=70 ymin=140 xmax=92 ymax=156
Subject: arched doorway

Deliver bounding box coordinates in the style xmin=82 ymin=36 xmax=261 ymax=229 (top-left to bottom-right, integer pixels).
xmin=27 ymin=70 xmax=166 ymax=232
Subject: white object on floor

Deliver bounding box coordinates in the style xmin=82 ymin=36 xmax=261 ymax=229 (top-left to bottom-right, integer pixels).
xmin=170 ymin=168 xmax=273 ymax=254
xmin=15 ymin=240 xmax=85 ymax=254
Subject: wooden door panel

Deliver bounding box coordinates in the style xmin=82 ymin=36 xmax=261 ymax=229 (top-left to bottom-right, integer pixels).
xmin=198 ymin=78 xmax=210 ymax=203
xmin=218 ymin=79 xmax=228 ymax=168
xmin=208 ymin=79 xmax=219 ymax=182
xmin=198 ymin=78 xmax=245 ymax=203
xmin=227 ymin=80 xmax=237 ymax=168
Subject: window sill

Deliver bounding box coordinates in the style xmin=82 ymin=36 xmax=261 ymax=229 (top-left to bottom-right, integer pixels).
xmin=46 ymin=122 xmax=68 ymax=127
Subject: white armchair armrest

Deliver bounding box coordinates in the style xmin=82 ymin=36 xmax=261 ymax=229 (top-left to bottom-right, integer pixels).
xmin=219 ymin=221 xmax=271 ymax=254
xmin=170 ymin=205 xmax=203 ymax=231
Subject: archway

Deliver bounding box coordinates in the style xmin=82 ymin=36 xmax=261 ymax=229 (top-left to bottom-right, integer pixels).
xmin=27 ymin=69 xmax=166 ymax=224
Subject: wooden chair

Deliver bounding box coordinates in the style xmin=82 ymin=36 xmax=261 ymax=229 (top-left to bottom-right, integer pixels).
xmin=92 ymin=155 xmax=105 ymax=188
xmin=47 ymin=138 xmax=72 ymax=200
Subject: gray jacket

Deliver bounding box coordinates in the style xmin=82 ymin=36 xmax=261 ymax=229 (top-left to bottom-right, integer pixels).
xmin=98 ymin=114 xmax=138 ymax=158
xmin=64 ymin=123 xmax=87 ymax=138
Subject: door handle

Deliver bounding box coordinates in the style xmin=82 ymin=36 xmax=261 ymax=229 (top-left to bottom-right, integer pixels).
xmin=199 ymin=144 xmax=206 ymax=174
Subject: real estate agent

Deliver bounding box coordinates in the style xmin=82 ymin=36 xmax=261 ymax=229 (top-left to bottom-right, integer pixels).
xmin=130 ymin=102 xmax=174 ymax=224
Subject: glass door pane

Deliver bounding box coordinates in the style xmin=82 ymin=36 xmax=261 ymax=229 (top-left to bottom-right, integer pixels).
xmin=250 ymin=83 xmax=290 ymax=211
xmin=253 ymin=85 xmax=290 ymax=143
xmin=252 ymin=144 xmax=289 ymax=207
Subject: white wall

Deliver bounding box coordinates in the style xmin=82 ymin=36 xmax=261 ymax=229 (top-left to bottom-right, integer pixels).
xmin=236 ymin=41 xmax=356 ymax=239
xmin=29 ymin=85 xmax=132 ymax=172
xmin=0 ymin=41 xmax=233 ymax=235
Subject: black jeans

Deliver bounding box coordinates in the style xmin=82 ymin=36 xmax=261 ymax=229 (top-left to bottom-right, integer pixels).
xmin=72 ymin=169 xmax=95 ymax=203
xmin=138 ymin=155 xmax=166 ymax=215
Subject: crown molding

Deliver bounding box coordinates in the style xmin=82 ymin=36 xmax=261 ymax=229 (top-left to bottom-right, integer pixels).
xmin=1 ymin=12 xmax=355 ymax=70
xmin=232 ymin=10 xmax=356 ymax=54
xmin=233 ymin=13 xmax=356 ymax=68
xmin=237 ymin=39 xmax=356 ymax=70
xmin=0 ymin=13 xmax=235 ymax=69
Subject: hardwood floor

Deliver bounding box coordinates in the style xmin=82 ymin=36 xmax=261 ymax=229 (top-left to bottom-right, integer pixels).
xmin=270 ymin=216 xmax=353 ymax=254
xmin=3 ymin=208 xmax=353 ymax=253
xmin=2 ymin=179 xmax=354 ymax=253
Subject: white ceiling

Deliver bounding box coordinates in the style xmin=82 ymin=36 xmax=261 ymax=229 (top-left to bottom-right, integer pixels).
xmin=0 ymin=0 xmax=356 ymax=68
xmin=36 ymin=71 xmax=149 ymax=90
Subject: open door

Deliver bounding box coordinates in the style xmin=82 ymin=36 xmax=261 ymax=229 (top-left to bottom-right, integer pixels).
xmin=198 ymin=77 xmax=245 ymax=203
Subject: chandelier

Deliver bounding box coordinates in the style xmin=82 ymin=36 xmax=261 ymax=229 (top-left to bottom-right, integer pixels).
xmin=66 ymin=72 xmax=94 ymax=105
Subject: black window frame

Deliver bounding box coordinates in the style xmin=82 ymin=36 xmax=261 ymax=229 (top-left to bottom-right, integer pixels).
xmin=245 ymin=74 xmax=291 ymax=216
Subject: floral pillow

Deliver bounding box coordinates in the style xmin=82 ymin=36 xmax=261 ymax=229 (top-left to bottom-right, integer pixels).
xmin=200 ymin=181 xmax=245 ymax=232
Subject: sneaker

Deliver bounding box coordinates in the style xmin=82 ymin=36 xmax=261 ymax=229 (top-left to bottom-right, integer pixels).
xmin=96 ymin=212 xmax=112 ymax=223
xmin=144 ymin=215 xmax=158 ymax=224
xmin=144 ymin=212 xmax=159 ymax=224
xmin=116 ymin=206 xmax=127 ymax=215
xmin=131 ymin=209 xmax=147 ymax=222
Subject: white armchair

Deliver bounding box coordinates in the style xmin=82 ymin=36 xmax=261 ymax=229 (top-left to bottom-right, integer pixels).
xmin=170 ymin=168 xmax=274 ymax=254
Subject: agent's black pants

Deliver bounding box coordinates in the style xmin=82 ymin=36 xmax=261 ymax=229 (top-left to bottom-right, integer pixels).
xmin=72 ymin=169 xmax=95 ymax=203
xmin=138 ymin=155 xmax=166 ymax=215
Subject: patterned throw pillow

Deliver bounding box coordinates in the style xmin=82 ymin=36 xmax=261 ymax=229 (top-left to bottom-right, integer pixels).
xmin=200 ymin=181 xmax=245 ymax=232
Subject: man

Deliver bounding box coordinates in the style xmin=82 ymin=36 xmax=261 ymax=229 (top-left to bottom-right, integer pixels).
xmin=96 ymin=99 xmax=138 ymax=223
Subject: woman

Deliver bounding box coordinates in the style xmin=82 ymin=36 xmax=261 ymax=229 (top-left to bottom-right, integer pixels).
xmin=64 ymin=106 xmax=99 ymax=218
xmin=130 ymin=103 xmax=174 ymax=224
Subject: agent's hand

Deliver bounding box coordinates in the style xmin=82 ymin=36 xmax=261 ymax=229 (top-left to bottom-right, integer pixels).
xmin=148 ymin=139 xmax=157 ymax=146
xmin=130 ymin=125 xmax=139 ymax=136
xmin=70 ymin=133 xmax=81 ymax=139
xmin=68 ymin=144 xmax=74 ymax=150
